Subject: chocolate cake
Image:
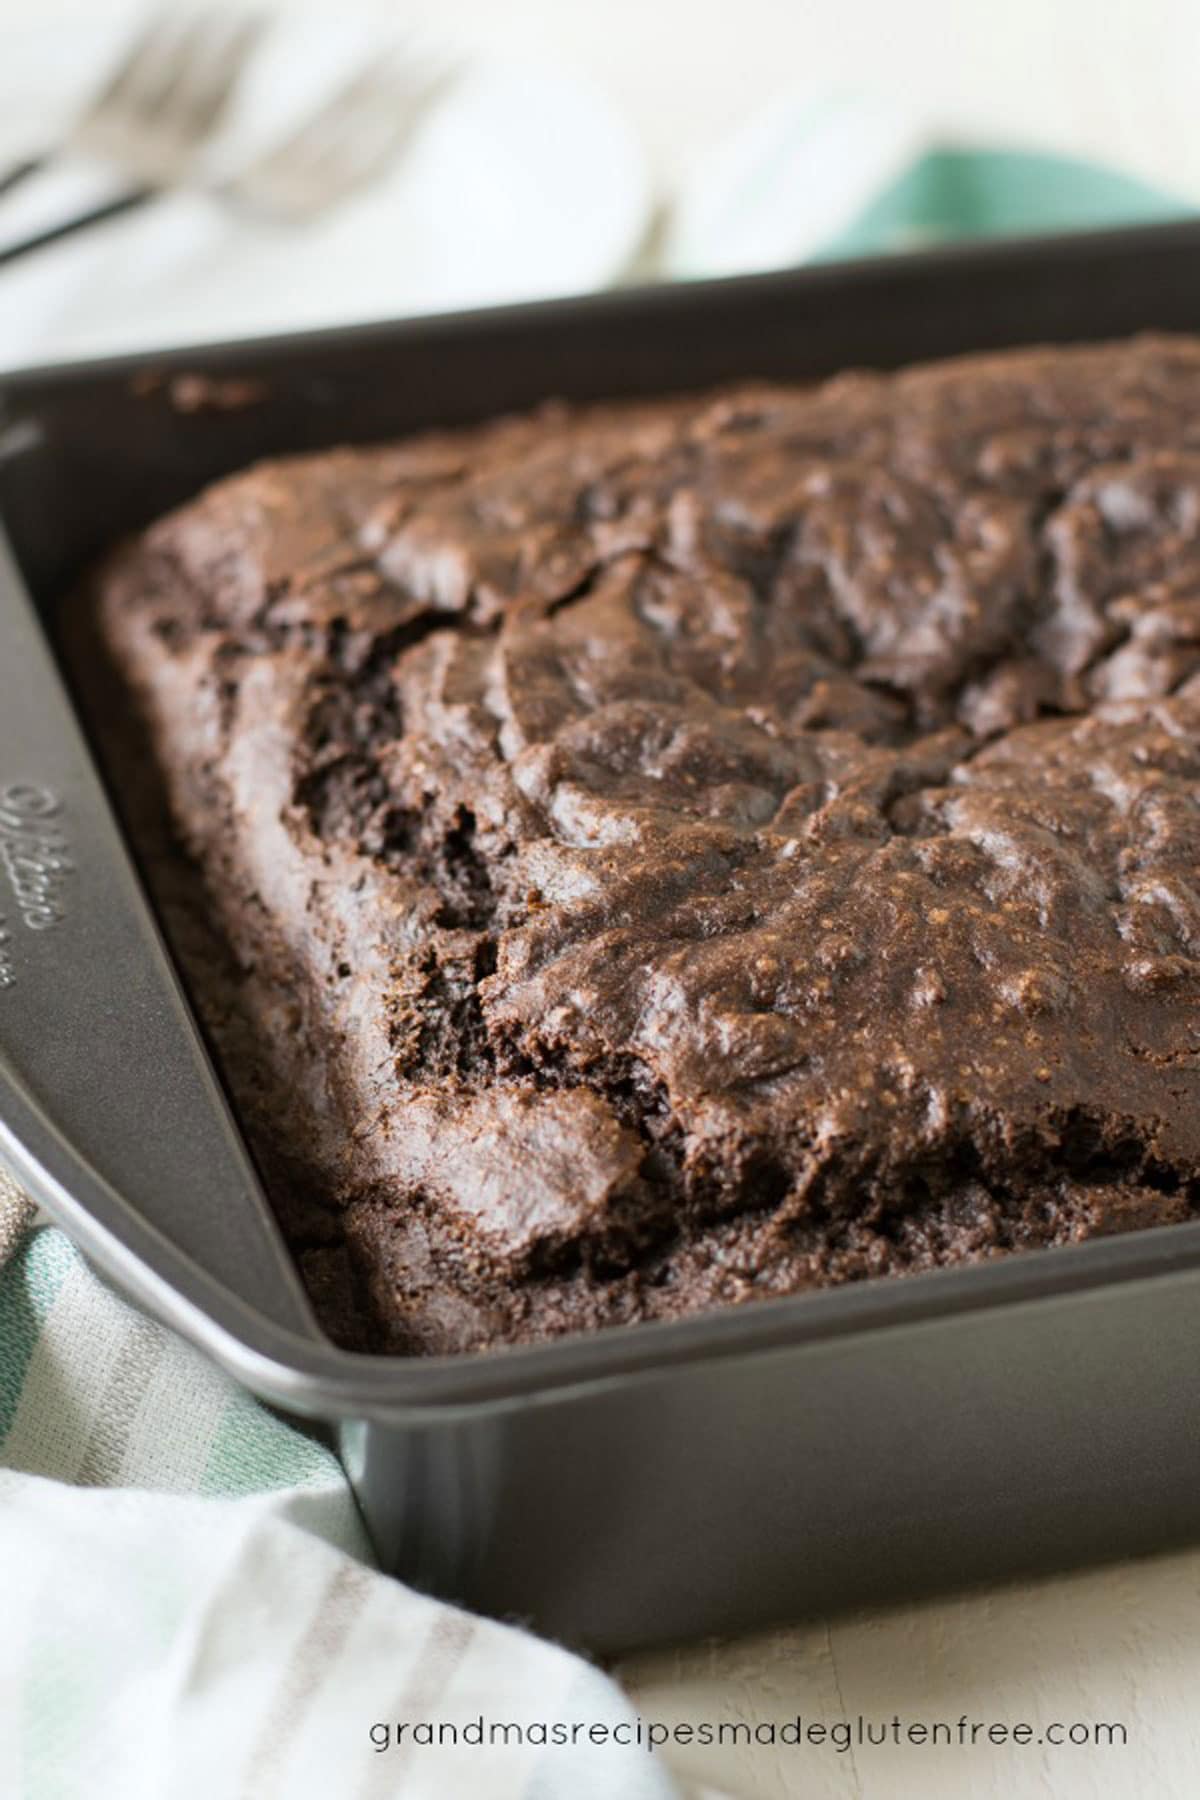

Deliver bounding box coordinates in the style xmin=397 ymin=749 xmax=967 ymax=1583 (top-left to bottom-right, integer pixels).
xmin=81 ymin=334 xmax=1200 ymax=1354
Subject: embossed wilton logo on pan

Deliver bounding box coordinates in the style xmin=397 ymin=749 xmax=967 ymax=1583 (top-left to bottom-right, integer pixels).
xmin=0 ymin=783 xmax=73 ymax=931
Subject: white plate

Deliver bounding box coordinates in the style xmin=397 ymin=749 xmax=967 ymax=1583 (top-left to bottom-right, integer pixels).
xmin=0 ymin=6 xmax=651 ymax=367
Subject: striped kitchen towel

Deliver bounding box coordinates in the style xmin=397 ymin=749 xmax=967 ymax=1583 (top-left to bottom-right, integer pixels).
xmin=0 ymin=1173 xmax=709 ymax=1800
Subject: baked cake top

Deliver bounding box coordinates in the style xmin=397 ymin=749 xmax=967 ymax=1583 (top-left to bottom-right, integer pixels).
xmin=95 ymin=335 xmax=1200 ymax=1350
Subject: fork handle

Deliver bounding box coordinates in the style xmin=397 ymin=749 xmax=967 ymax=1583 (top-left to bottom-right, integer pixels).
xmin=0 ymin=156 xmax=48 ymax=202
xmin=0 ymin=184 xmax=155 ymax=270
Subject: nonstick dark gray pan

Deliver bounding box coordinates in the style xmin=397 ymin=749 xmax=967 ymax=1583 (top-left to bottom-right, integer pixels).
xmin=4 ymin=221 xmax=1200 ymax=1654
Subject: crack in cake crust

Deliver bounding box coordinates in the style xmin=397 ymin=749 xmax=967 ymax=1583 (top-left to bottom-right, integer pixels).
xmin=80 ymin=334 xmax=1200 ymax=1353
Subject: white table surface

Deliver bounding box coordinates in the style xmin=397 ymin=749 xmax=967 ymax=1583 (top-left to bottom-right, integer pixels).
xmin=5 ymin=3 xmax=1200 ymax=1795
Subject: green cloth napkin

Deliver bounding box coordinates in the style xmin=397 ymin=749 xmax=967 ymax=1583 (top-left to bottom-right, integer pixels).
xmin=822 ymin=144 xmax=1192 ymax=259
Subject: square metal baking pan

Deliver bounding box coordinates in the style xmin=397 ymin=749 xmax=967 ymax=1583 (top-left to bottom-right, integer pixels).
xmin=4 ymin=220 xmax=1200 ymax=1655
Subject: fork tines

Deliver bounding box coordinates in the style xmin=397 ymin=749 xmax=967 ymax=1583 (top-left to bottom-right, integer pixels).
xmin=74 ymin=9 xmax=266 ymax=186
xmin=229 ymin=44 xmax=461 ymax=222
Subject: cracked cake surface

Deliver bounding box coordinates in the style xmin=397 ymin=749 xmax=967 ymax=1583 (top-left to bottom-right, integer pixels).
xmin=80 ymin=334 xmax=1200 ymax=1353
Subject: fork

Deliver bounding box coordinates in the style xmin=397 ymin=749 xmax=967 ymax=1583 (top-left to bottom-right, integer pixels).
xmin=0 ymin=8 xmax=265 ymax=270
xmin=223 ymin=44 xmax=462 ymax=223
